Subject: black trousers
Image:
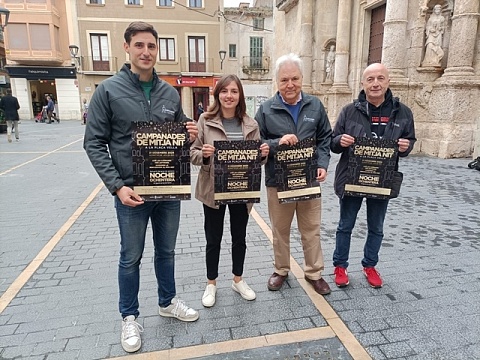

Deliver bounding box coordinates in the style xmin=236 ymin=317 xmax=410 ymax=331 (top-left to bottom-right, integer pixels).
xmin=203 ymin=203 xmax=249 ymax=280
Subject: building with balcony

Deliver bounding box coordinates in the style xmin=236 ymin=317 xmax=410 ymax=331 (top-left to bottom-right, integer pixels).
xmin=273 ymin=0 xmax=480 ymax=158
xmin=223 ymin=0 xmax=273 ymax=118
xmin=71 ymin=0 xmax=224 ymax=121
xmin=1 ymin=0 xmax=78 ymax=120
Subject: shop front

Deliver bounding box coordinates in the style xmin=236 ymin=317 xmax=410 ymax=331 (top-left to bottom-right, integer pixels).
xmin=159 ymin=75 xmax=220 ymax=121
xmin=6 ymin=66 xmax=80 ymax=120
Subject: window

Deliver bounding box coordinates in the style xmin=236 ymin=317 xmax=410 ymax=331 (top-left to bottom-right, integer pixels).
xmin=7 ymin=24 xmax=29 ymax=50
xmin=253 ymin=17 xmax=264 ymax=31
xmin=158 ymin=0 xmax=172 ymax=5
xmin=188 ymin=36 xmax=206 ymax=72
xmin=189 ymin=0 xmax=202 ymax=8
xmin=127 ymin=0 xmax=140 ymax=4
xmin=229 ymin=44 xmax=236 ymax=58
xmin=159 ymin=38 xmax=175 ymax=61
xmin=90 ymin=33 xmax=110 ymax=71
xmin=30 ymin=24 xmax=51 ymax=50
xmin=249 ymin=37 xmax=263 ymax=69
xmin=87 ymin=0 xmax=104 ymax=4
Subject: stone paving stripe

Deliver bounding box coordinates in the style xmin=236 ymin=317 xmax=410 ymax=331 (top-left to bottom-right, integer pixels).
xmin=109 ymin=327 xmax=336 ymax=360
xmin=250 ymin=208 xmax=372 ymax=360
xmin=0 ymin=181 xmax=104 ymax=314
xmin=0 ymin=138 xmax=83 ymax=176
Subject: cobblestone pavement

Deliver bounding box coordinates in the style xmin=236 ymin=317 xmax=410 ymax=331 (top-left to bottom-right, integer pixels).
xmin=0 ymin=121 xmax=479 ymax=359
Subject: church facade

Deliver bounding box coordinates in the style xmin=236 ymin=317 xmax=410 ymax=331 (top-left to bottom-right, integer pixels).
xmin=274 ymin=0 xmax=479 ymax=158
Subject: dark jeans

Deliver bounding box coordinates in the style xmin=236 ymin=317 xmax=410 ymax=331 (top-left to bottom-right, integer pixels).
xmin=115 ymin=197 xmax=180 ymax=318
xmin=203 ymin=203 xmax=249 ymax=280
xmin=333 ymin=196 xmax=389 ymax=269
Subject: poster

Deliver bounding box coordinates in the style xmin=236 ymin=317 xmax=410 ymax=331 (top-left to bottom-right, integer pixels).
xmin=275 ymin=138 xmax=321 ymax=204
xmin=344 ymin=137 xmax=399 ymax=199
xmin=213 ymin=140 xmax=262 ymax=205
xmin=132 ymin=121 xmax=191 ymax=201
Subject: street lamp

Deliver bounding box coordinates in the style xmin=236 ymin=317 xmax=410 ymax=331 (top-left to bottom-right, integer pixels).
xmin=219 ymin=50 xmax=227 ymax=70
xmin=68 ymin=45 xmax=81 ymax=70
xmin=0 ymin=7 xmax=10 ymax=31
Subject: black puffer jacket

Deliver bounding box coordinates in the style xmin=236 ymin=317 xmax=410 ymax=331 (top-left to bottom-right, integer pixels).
xmin=330 ymin=89 xmax=416 ymax=198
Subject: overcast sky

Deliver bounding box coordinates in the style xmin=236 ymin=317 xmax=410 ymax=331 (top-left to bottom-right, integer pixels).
xmin=224 ymin=0 xmax=253 ymax=7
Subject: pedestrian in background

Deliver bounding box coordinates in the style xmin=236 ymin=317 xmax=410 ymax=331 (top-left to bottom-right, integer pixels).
xmin=191 ymin=74 xmax=269 ymax=308
xmin=197 ymin=101 xmax=204 ymax=118
xmin=84 ymin=21 xmax=199 ymax=354
xmin=255 ymin=53 xmax=333 ymax=296
xmin=82 ymin=98 xmax=89 ymax=125
xmin=46 ymin=96 xmax=59 ymax=124
xmin=0 ymin=89 xmax=20 ymax=143
xmin=330 ymin=63 xmax=416 ymax=288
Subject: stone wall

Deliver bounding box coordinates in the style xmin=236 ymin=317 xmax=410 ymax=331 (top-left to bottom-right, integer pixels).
xmin=274 ymin=0 xmax=480 ymax=159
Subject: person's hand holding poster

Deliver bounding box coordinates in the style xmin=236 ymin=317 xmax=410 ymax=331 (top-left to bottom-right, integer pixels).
xmin=275 ymin=138 xmax=320 ymax=204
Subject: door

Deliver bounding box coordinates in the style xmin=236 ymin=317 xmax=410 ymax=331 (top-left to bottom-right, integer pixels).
xmin=193 ymin=87 xmax=209 ymax=121
xmin=250 ymin=37 xmax=263 ymax=69
xmin=188 ymin=37 xmax=206 ymax=72
xmin=368 ymin=4 xmax=386 ymax=65
xmin=90 ymin=34 xmax=110 ymax=71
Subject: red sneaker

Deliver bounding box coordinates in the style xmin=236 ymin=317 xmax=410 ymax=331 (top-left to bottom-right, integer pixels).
xmin=363 ymin=267 xmax=383 ymax=288
xmin=334 ymin=267 xmax=349 ymax=287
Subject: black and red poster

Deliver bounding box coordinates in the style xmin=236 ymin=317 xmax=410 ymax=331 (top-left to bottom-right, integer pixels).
xmin=132 ymin=121 xmax=191 ymax=201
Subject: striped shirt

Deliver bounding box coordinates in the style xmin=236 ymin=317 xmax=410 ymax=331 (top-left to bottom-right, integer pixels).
xmin=222 ymin=117 xmax=243 ymax=141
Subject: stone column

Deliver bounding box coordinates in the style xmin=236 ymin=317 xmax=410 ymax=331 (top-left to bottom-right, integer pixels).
xmin=442 ymin=0 xmax=479 ymax=77
xmin=332 ymin=0 xmax=351 ymax=88
xmin=299 ymin=0 xmax=314 ymax=90
xmin=381 ymin=0 xmax=408 ymax=80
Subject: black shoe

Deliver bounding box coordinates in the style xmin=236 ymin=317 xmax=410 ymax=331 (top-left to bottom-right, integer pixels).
xmin=467 ymin=157 xmax=479 ymax=169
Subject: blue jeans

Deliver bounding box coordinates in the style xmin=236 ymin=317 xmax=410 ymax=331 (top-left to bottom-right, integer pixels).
xmin=115 ymin=197 xmax=180 ymax=318
xmin=333 ymin=196 xmax=389 ymax=269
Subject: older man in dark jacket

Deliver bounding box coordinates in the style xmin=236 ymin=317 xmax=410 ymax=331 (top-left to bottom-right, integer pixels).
xmin=330 ymin=63 xmax=416 ymax=289
xmin=255 ymin=53 xmax=332 ymax=296
xmin=0 ymin=89 xmax=20 ymax=143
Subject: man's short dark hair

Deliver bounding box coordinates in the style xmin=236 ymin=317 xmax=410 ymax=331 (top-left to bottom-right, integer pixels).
xmin=124 ymin=21 xmax=158 ymax=44
xmin=6 ymin=89 xmax=12 ymax=95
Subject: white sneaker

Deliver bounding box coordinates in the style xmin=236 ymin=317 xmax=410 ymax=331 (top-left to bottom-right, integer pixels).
xmin=7 ymin=134 xmax=12 ymax=143
xmin=232 ymin=279 xmax=256 ymax=301
xmin=121 ymin=315 xmax=143 ymax=353
xmin=202 ymin=284 xmax=217 ymax=307
xmin=159 ymin=298 xmax=199 ymax=322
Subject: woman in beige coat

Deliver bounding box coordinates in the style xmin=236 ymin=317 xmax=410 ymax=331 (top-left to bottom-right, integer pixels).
xmin=191 ymin=74 xmax=269 ymax=307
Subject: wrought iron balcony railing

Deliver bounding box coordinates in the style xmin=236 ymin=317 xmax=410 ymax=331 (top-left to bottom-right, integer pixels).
xmin=242 ymin=56 xmax=270 ymax=75
xmin=79 ymin=56 xmax=118 ymax=73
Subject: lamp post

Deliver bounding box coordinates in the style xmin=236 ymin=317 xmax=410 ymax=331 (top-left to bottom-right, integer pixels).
xmin=219 ymin=50 xmax=227 ymax=71
xmin=68 ymin=44 xmax=81 ymax=71
xmin=0 ymin=7 xmax=10 ymax=31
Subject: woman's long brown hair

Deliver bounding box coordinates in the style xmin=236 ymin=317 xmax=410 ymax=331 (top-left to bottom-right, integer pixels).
xmin=203 ymin=74 xmax=246 ymax=121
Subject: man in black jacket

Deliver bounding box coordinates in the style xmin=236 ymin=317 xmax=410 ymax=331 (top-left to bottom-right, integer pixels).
xmin=255 ymin=53 xmax=332 ymax=296
xmin=0 ymin=89 xmax=20 ymax=142
xmin=330 ymin=63 xmax=416 ymax=289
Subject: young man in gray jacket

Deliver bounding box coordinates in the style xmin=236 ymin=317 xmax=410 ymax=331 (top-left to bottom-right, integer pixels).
xmin=255 ymin=53 xmax=332 ymax=296
xmin=84 ymin=21 xmax=199 ymax=354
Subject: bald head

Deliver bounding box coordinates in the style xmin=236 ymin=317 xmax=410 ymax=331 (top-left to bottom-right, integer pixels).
xmin=361 ymin=63 xmax=390 ymax=106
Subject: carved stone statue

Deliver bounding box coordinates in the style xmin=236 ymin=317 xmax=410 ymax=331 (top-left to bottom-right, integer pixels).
xmin=325 ymin=45 xmax=335 ymax=82
xmin=422 ymin=4 xmax=445 ymax=66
